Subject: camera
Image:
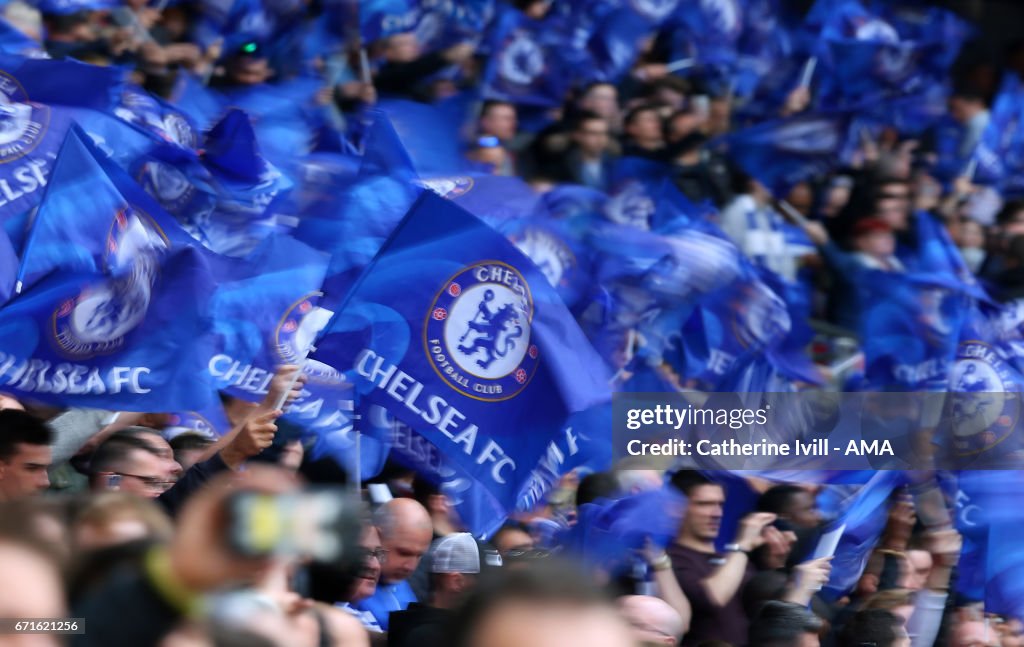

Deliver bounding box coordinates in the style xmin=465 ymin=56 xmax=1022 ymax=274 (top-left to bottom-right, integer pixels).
xmin=226 ymin=489 xmax=364 ymax=565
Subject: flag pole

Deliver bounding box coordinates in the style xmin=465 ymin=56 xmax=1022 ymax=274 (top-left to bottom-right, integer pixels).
xmin=799 ymin=57 xmax=818 ymax=89
xmin=664 ymin=58 xmax=696 ymax=74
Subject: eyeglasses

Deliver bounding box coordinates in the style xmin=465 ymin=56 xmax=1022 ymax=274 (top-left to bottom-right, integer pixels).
xmin=111 ymin=472 xmax=174 ymax=493
xmin=363 ymin=547 xmax=389 ymax=563
xmin=504 ymin=549 xmax=552 ymax=561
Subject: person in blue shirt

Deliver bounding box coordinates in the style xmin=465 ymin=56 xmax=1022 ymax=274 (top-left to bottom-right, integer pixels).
xmin=353 ymin=498 xmax=433 ymax=631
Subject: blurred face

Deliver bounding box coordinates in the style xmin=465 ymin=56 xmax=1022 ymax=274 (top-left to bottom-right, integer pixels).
xmin=959 ymin=220 xmax=986 ymax=249
xmin=279 ymin=440 xmax=304 ymax=472
xmin=668 ymin=112 xmax=701 ymax=143
xmin=1000 ymin=619 xmax=1024 ymax=647
xmin=900 ymin=550 xmax=932 ymax=591
xmin=229 ymin=56 xmax=271 ymax=86
xmin=680 ymin=484 xmax=724 ymax=543
xmin=494 ymin=529 xmax=534 ymax=556
xmin=481 ymin=105 xmax=518 ymax=142
xmin=949 ymin=97 xmax=978 ymax=124
xmin=574 ymin=118 xmax=610 ymax=158
xmin=468 ymin=602 xmax=635 ymax=647
xmin=385 ymin=33 xmax=421 ymax=63
xmin=707 ymin=98 xmax=732 ymax=136
xmin=875 ymin=197 xmax=909 ymax=231
xmin=379 ymin=523 xmax=431 ymax=584
xmin=786 ymin=491 xmax=821 ymax=529
xmin=0 ymin=542 xmax=64 ymax=647
xmin=105 ymin=448 xmax=173 ymax=498
xmin=626 ymin=110 xmax=663 ymax=145
xmin=954 ymin=621 xmax=1001 ymax=647
xmin=856 ymin=230 xmax=896 ymax=258
xmin=351 ymin=527 xmax=383 ymax=602
xmin=0 ymin=443 xmax=51 ymax=500
xmin=581 ymin=85 xmax=619 ymax=123
xmin=136 ymin=434 xmax=183 ymax=481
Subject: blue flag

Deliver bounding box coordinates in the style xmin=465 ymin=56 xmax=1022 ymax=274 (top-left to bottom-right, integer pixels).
xmin=375 ymin=99 xmax=470 ymax=177
xmin=822 ymin=471 xmax=906 ymax=600
xmin=311 ymin=191 xmax=612 ymax=527
xmin=970 ymin=74 xmax=1024 ymax=192
xmin=719 ymin=112 xmax=852 ymax=198
xmin=482 ymin=7 xmax=574 ymax=108
xmin=859 ymin=272 xmax=969 ymax=391
xmin=166 ymin=400 xmax=233 ymax=438
xmin=293 ymin=110 xmax=421 ymax=307
xmin=16 ymin=126 xmax=193 ymax=291
xmin=0 ymin=244 xmax=216 ymax=409
xmin=0 ymin=226 xmax=14 ymax=304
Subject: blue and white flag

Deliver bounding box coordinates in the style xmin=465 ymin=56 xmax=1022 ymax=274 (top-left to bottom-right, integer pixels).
xmin=482 ymin=7 xmax=575 ymax=108
xmin=16 ymin=126 xmax=193 ymax=291
xmin=0 ymin=245 xmax=216 ymax=409
xmin=311 ymin=191 xmax=612 ymax=529
xmin=970 ymin=74 xmax=1024 ymax=192
xmin=822 ymin=471 xmax=906 ymax=600
xmin=718 ymin=112 xmax=851 ymax=198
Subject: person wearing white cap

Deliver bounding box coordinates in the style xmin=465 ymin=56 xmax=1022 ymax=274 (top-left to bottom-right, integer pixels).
xmin=388 ymin=532 xmax=483 ymax=647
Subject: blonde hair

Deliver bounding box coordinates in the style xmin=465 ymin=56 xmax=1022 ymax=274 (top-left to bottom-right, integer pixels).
xmin=73 ymin=492 xmax=174 ymax=544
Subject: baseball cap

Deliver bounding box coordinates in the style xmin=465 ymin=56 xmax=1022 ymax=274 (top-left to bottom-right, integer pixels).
xmin=431 ymin=533 xmax=481 ymax=574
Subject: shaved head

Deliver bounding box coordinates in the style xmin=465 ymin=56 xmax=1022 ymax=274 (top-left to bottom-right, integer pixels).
xmin=374 ymin=498 xmax=433 ymax=583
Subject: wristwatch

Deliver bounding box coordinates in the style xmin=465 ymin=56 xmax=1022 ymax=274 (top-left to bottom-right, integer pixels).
xmin=650 ymin=554 xmax=672 ymax=571
xmin=723 ymin=543 xmax=748 ymax=554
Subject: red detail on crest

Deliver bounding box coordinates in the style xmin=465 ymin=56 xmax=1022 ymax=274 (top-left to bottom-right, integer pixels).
xmin=115 ymin=209 xmax=128 ymax=229
xmin=299 ymin=301 xmax=312 ymax=313
xmin=107 ymin=239 xmax=117 ymax=253
xmin=283 ymin=320 xmax=298 ymax=333
xmin=515 ymin=368 xmax=527 ymax=384
xmin=528 ymin=345 xmax=538 ymax=359
xmin=999 ymin=415 xmax=1012 ymax=427
xmin=448 ymin=283 xmax=462 ymax=297
xmin=432 ymin=308 xmax=448 ymax=321
xmin=57 ymin=300 xmax=74 ymax=317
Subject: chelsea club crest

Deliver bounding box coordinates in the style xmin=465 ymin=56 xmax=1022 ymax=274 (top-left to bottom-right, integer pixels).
xmin=52 ymin=206 xmax=169 ymax=359
xmin=275 ymin=295 xmax=340 ymax=382
xmin=948 ymin=340 xmax=1021 ymax=456
xmin=0 ymin=71 xmax=48 ymax=164
xmin=416 ymin=176 xmax=475 ymax=199
xmin=425 ymin=261 xmax=539 ymax=401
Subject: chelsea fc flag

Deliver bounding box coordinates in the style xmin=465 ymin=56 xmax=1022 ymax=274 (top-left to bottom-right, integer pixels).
xmin=311 ymin=191 xmax=611 ymax=532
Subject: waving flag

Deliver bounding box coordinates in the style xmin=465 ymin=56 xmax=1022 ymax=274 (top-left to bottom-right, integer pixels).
xmin=136 ymin=109 xmax=291 ymax=257
xmin=970 ymin=74 xmax=1024 ymax=192
xmin=16 ymin=127 xmax=193 ymax=291
xmin=860 ymin=272 xmax=969 ymax=391
xmin=375 ymin=98 xmax=470 ymax=177
xmin=482 ymin=7 xmax=574 ymax=108
xmin=821 ymin=471 xmax=906 ymax=600
xmin=0 ymin=243 xmax=216 ymax=409
xmin=719 ymin=112 xmax=852 ymax=198
xmin=311 ymin=191 xmax=611 ymax=531
xmin=294 ymin=110 xmax=421 ymax=307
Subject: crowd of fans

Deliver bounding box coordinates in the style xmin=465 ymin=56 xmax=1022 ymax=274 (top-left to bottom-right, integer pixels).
xmin=0 ymin=386 xmax=1017 ymax=647
xmin=0 ymin=0 xmax=1022 ymax=645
